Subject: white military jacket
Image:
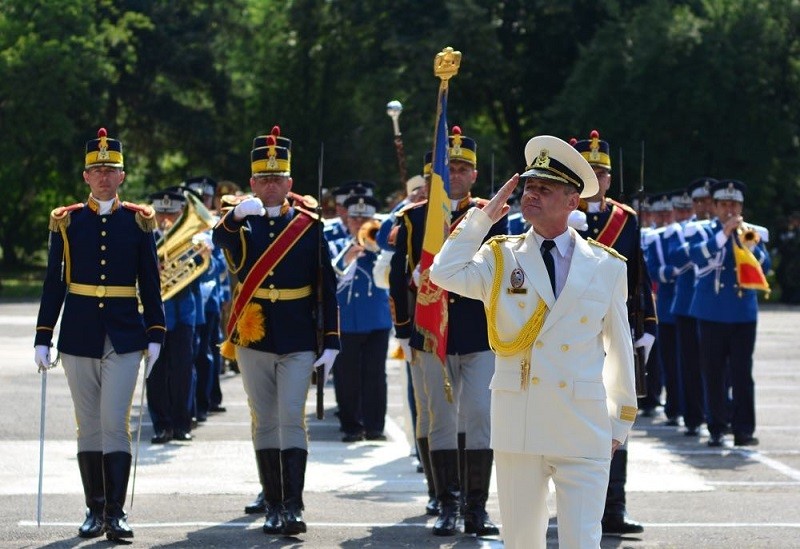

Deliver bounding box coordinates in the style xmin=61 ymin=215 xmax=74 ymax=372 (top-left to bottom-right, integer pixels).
xmin=430 ymin=208 xmax=637 ymax=459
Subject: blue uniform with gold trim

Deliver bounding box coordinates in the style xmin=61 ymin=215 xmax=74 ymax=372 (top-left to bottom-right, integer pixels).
xmin=688 ymin=218 xmax=771 ymax=323
xmin=35 ymin=199 xmax=165 ymax=357
xmin=389 ymin=198 xmax=508 ymax=353
xmin=212 ymin=204 xmax=340 ymax=354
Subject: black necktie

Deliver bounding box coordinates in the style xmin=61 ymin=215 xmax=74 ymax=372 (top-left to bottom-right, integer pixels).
xmin=541 ymin=240 xmax=557 ymax=295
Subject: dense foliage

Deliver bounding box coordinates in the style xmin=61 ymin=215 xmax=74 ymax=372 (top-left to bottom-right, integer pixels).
xmin=2 ymin=0 xmax=800 ymax=267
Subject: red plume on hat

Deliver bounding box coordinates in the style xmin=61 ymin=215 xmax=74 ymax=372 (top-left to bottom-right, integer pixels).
xmin=97 ymin=127 xmax=108 ymax=137
xmin=569 ymin=137 xmax=578 ymax=146
xmin=271 ymin=125 xmax=281 ymax=136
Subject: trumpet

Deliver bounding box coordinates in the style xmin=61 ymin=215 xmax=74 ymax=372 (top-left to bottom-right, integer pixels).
xmin=357 ymin=218 xmax=381 ymax=253
xmin=736 ymin=221 xmax=766 ymax=246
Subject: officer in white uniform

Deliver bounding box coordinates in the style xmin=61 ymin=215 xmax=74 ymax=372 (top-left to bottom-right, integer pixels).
xmin=430 ymin=135 xmax=638 ymax=549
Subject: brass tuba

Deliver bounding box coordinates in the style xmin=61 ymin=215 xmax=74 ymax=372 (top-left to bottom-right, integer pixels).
xmin=156 ymin=190 xmax=216 ymax=301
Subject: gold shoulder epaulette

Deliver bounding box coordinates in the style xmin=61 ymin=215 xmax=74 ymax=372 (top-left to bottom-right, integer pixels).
xmin=122 ymin=202 xmax=157 ymax=232
xmin=49 ymin=203 xmax=85 ymax=232
xmin=607 ymin=198 xmax=637 ymax=216
xmin=295 ymin=205 xmax=320 ymax=221
xmin=396 ymin=199 xmax=427 ymax=218
xmin=485 ymin=234 xmax=523 ymax=245
xmin=587 ymin=238 xmax=627 ymax=261
xmin=288 ymin=192 xmax=319 ymax=210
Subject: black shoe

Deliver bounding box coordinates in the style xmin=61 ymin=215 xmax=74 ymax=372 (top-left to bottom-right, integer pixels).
xmin=602 ymin=513 xmax=644 ymax=535
xmin=665 ymin=417 xmax=680 ymax=427
xmin=707 ymin=433 xmax=724 ymax=447
xmin=196 ymin=414 xmax=208 ymax=423
xmin=342 ymin=432 xmax=364 ymax=443
xmin=639 ymin=407 xmax=656 ymax=418
xmin=734 ymin=434 xmax=759 ymax=446
xmin=365 ymin=432 xmax=387 ymax=441
xmin=78 ymin=508 xmax=104 ymax=538
xmin=151 ymin=429 xmax=172 ymax=444
xmin=425 ymin=496 xmax=440 ymax=516
xmin=173 ymin=431 xmax=193 ymax=442
xmin=209 ymin=405 xmax=227 ymax=413
xmin=684 ymin=426 xmax=699 ymax=437
xmin=245 ymin=492 xmax=266 ymax=514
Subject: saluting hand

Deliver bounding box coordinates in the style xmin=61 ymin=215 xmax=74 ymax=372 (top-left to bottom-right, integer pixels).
xmin=482 ymin=174 xmax=519 ymax=223
xmin=233 ymin=197 xmax=266 ymax=220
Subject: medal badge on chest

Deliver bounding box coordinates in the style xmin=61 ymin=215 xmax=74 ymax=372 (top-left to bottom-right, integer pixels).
xmin=508 ymin=267 xmax=527 ymax=294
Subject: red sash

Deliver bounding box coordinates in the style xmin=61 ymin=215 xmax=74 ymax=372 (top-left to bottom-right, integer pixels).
xmin=595 ymin=202 xmax=628 ymax=247
xmin=225 ymin=211 xmax=315 ymax=337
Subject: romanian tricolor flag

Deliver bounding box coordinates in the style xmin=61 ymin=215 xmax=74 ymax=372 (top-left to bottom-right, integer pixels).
xmin=732 ymin=234 xmax=770 ymax=295
xmin=415 ymin=50 xmax=459 ymax=367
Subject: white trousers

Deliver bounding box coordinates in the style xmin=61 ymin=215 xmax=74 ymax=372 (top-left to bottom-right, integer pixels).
xmin=495 ymin=451 xmax=610 ymax=549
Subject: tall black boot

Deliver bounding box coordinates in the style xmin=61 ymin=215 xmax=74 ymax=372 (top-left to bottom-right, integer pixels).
xmin=280 ymin=448 xmax=307 ymax=536
xmin=102 ymin=452 xmax=133 ymax=540
xmin=463 ymin=449 xmax=499 ymax=536
xmin=602 ymin=449 xmax=643 ymax=535
xmin=77 ymin=452 xmax=104 ymax=538
xmin=416 ymin=438 xmax=439 ymax=516
xmin=430 ymin=449 xmax=460 ymax=536
xmin=457 ymin=432 xmax=466 ymax=515
xmin=256 ymin=449 xmax=284 ymax=534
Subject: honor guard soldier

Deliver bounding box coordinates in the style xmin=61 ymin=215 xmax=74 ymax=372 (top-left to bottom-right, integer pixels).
xmin=390 ymin=127 xmax=505 ymax=537
xmin=212 ymin=128 xmax=340 ymax=536
xmin=430 ymin=135 xmax=638 ymax=549
xmin=688 ymin=179 xmax=771 ymax=447
xmin=330 ymin=194 xmax=393 ymax=441
xmin=666 ymin=179 xmax=717 ymax=435
xmin=146 ymin=190 xmax=201 ymax=443
xmin=572 ymin=130 xmax=656 ymax=535
xmin=34 ymin=128 xmax=165 ymax=541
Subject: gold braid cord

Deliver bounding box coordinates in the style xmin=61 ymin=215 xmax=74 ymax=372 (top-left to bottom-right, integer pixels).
xmin=486 ymin=241 xmax=549 ymax=389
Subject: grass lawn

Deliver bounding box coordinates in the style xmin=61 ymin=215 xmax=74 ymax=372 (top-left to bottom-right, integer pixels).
xmin=0 ymin=267 xmax=45 ymax=300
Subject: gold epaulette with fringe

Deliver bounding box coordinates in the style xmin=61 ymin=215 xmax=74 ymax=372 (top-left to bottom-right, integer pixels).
xmin=122 ymin=202 xmax=157 ymax=232
xmin=49 ymin=203 xmax=85 ymax=232
xmin=587 ymin=238 xmax=627 ymax=261
xmin=396 ymin=199 xmax=428 ymax=218
xmin=607 ymin=197 xmax=637 ymax=216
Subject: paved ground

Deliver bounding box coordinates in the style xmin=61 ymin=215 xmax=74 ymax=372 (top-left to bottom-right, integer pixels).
xmin=1 ymin=301 xmax=799 ymax=548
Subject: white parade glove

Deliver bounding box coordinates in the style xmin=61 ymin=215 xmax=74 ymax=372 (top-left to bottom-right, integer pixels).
xmin=396 ymin=338 xmax=413 ymax=363
xmin=313 ymin=348 xmax=339 ymax=382
xmin=634 ymin=333 xmax=655 ymax=363
xmin=34 ymin=345 xmax=53 ymax=371
xmin=233 ymin=197 xmax=266 ymax=219
xmin=146 ymin=342 xmax=161 ymax=378
xmin=411 ymin=264 xmax=421 ymax=287
xmin=192 ymin=232 xmax=214 ymax=250
xmin=568 ymin=209 xmax=588 ymax=231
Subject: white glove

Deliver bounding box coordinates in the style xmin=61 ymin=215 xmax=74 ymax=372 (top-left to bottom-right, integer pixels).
xmin=191 ymin=232 xmax=214 ymax=250
xmin=411 ymin=264 xmax=421 ymax=287
xmin=313 ymin=348 xmax=339 ymax=382
xmin=233 ymin=197 xmax=265 ymax=219
xmin=396 ymin=338 xmax=412 ymax=363
xmin=34 ymin=345 xmax=53 ymax=371
xmin=568 ymin=209 xmax=588 ymax=231
xmin=634 ymin=333 xmax=655 ymax=363
xmin=145 ymin=342 xmax=161 ymax=378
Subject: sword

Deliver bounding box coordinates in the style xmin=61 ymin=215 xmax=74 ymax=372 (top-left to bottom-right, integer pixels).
xmin=36 ymin=367 xmax=47 ymax=527
xmin=129 ymin=351 xmax=148 ymax=509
